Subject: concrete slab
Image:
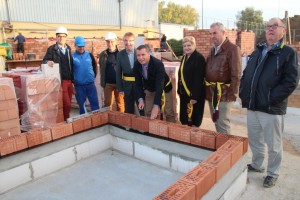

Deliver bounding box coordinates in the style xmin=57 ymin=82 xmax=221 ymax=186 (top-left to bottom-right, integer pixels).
xmin=1 ymin=150 xmax=183 ymax=200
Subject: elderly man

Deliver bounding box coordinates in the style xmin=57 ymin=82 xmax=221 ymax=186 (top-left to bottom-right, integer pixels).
xmin=116 ymin=32 xmax=138 ymax=114
xmin=72 ymin=36 xmax=99 ymax=114
xmin=133 ymin=45 xmax=175 ymax=122
xmin=43 ymin=26 xmax=73 ymax=120
xmin=239 ymin=18 xmax=299 ymax=188
xmin=99 ymin=32 xmax=124 ymax=112
xmin=205 ymin=22 xmax=241 ymax=134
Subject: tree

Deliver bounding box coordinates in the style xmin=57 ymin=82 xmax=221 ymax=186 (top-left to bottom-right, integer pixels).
xmin=158 ymin=1 xmax=199 ymax=28
xmin=236 ymin=7 xmax=264 ymax=32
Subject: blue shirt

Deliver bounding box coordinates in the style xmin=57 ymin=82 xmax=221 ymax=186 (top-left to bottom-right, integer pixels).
xmin=72 ymin=51 xmax=95 ymax=85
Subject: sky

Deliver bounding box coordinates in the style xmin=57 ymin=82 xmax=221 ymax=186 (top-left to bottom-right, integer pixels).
xmin=163 ymin=0 xmax=300 ymax=28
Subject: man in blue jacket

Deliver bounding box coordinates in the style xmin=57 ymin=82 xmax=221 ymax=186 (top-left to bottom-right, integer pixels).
xmin=134 ymin=45 xmax=175 ymax=122
xmin=72 ymin=36 xmax=99 ymax=114
xmin=239 ymin=18 xmax=299 ymax=188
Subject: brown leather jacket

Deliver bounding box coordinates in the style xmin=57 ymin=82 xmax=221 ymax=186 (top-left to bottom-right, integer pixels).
xmin=205 ymin=38 xmax=241 ymax=102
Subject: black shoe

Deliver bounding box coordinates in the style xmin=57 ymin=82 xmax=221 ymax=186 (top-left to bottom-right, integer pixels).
xmin=247 ymin=164 xmax=265 ymax=173
xmin=263 ymin=176 xmax=277 ymax=188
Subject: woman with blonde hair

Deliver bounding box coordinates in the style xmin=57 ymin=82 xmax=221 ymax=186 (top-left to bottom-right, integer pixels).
xmin=177 ymin=36 xmax=206 ymax=127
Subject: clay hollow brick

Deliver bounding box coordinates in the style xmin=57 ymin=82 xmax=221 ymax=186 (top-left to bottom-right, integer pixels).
xmin=50 ymin=122 xmax=73 ymax=140
xmin=153 ymin=180 xmax=196 ymax=200
xmin=131 ymin=116 xmax=150 ymax=132
xmin=26 ymin=128 xmax=52 ymax=148
xmin=218 ymin=140 xmax=244 ymax=166
xmin=168 ymin=124 xmax=191 ymax=143
xmin=180 ymin=162 xmax=216 ymax=199
xmin=205 ymin=151 xmax=231 ymax=182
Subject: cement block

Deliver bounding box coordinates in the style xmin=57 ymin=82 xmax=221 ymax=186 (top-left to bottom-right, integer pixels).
xmin=0 ymin=164 xmax=31 ymax=194
xmin=31 ymin=147 xmax=75 ymax=179
xmin=171 ymin=155 xmax=199 ymax=173
xmin=111 ymin=136 xmax=134 ymax=156
xmin=76 ymin=134 xmax=111 ymax=161
xmin=134 ymin=142 xmax=170 ymax=168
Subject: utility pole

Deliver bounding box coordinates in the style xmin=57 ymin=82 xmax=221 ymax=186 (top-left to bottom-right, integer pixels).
xmin=285 ymin=11 xmax=292 ymax=44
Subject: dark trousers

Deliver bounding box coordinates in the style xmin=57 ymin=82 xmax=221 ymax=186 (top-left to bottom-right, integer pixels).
xmin=179 ymin=94 xmax=205 ymax=127
xmin=17 ymin=43 xmax=24 ymax=53
xmin=75 ymin=82 xmax=100 ymax=114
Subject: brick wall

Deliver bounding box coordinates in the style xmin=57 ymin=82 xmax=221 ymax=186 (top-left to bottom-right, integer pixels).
xmin=6 ymin=37 xmax=161 ymax=61
xmin=183 ymin=29 xmax=254 ymax=58
xmin=289 ymin=42 xmax=300 ymax=56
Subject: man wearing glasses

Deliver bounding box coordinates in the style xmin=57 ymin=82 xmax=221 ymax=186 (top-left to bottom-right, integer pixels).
xmin=239 ymin=18 xmax=299 ymax=188
xmin=43 ymin=26 xmax=73 ymax=120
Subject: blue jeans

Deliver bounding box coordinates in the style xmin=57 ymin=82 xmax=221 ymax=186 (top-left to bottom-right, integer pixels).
xmin=75 ymin=82 xmax=99 ymax=114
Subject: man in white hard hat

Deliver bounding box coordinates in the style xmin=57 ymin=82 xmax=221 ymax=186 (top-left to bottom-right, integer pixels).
xmin=99 ymin=32 xmax=124 ymax=112
xmin=72 ymin=36 xmax=99 ymax=114
xmin=116 ymin=32 xmax=139 ymax=115
xmin=42 ymin=26 xmax=73 ymax=120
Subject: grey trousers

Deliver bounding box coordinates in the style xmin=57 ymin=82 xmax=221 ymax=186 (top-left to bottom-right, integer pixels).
xmin=247 ymin=110 xmax=284 ymax=178
xmin=208 ymin=101 xmax=232 ymax=134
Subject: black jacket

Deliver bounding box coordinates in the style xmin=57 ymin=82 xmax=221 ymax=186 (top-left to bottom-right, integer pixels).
xmin=133 ymin=56 xmax=172 ymax=106
xmin=177 ymin=50 xmax=206 ymax=100
xmin=42 ymin=42 xmax=73 ymax=81
xmin=239 ymin=39 xmax=299 ymax=114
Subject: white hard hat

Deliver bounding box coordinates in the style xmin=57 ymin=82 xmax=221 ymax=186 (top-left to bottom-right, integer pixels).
xmin=105 ymin=32 xmax=117 ymax=40
xmin=56 ymin=26 xmax=68 ymax=35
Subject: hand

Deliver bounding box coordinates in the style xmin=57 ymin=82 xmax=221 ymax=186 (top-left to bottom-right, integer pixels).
xmin=119 ymin=91 xmax=124 ymax=95
xmin=138 ymin=99 xmax=145 ymax=110
xmin=190 ymin=99 xmax=197 ymax=104
xmin=47 ymin=61 xmax=55 ymax=67
xmin=72 ymin=84 xmax=76 ymax=95
xmin=150 ymin=105 xmax=160 ymax=119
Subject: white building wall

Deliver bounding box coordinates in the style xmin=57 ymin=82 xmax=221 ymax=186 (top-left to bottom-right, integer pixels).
xmin=159 ymin=23 xmax=195 ymax=40
xmin=0 ymin=0 xmax=158 ymax=28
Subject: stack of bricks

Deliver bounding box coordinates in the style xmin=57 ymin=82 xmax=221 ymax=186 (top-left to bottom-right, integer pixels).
xmin=0 ymin=77 xmax=21 ymax=138
xmin=20 ymin=74 xmax=61 ymax=131
xmin=2 ymin=72 xmax=61 ymax=131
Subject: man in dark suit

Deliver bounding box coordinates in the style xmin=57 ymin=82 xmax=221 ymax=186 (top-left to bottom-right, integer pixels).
xmin=133 ymin=45 xmax=175 ymax=122
xmin=116 ymin=32 xmax=138 ymax=114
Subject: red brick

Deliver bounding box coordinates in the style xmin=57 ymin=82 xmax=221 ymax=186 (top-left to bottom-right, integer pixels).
xmin=108 ymin=111 xmax=118 ymax=124
xmin=180 ymin=162 xmax=216 ymax=199
xmin=153 ymin=180 xmax=196 ymax=200
xmin=115 ymin=113 xmax=133 ymax=127
xmin=218 ymin=140 xmax=244 ymax=166
xmin=199 ymin=129 xmax=217 ymax=150
xmin=0 ymin=136 xmax=16 ymax=156
xmin=149 ymin=120 xmax=169 ymax=138
xmin=91 ymin=112 xmax=109 ymax=127
xmin=131 ymin=116 xmax=150 ymax=132
xmin=230 ymin=135 xmax=249 ymax=155
xmin=215 ymin=132 xmax=230 ymax=149
xmin=26 ymin=128 xmax=52 ymax=147
xmin=50 ymin=122 xmax=73 ymax=140
xmin=205 ymin=151 xmax=231 ymax=181
xmin=168 ymin=124 xmax=191 ymax=143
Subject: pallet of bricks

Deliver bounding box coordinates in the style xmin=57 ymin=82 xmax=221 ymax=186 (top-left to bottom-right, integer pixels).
xmin=2 ymin=72 xmax=63 ymax=131
xmin=0 ymin=77 xmax=21 ymax=137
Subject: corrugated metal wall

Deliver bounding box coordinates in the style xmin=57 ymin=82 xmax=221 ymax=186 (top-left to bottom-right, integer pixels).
xmin=0 ymin=0 xmax=158 ymax=28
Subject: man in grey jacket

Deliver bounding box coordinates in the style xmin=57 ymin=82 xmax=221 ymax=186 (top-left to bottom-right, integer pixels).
xmin=116 ymin=32 xmax=138 ymax=114
xmin=239 ymin=18 xmax=299 ymax=188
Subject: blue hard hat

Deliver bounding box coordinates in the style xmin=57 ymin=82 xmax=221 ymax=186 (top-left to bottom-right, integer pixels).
xmin=75 ymin=36 xmax=86 ymax=46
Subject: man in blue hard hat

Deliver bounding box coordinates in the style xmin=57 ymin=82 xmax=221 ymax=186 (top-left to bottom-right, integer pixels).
xmin=72 ymin=36 xmax=99 ymax=114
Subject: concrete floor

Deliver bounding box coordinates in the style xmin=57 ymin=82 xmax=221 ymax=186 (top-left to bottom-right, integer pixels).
xmin=1 ymin=150 xmax=183 ymax=200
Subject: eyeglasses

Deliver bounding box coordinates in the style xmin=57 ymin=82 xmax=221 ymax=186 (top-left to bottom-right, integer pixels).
xmin=265 ymin=24 xmax=284 ymax=30
xmin=57 ymin=35 xmax=67 ymax=38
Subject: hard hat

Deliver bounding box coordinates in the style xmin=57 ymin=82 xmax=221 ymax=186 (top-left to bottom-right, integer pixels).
xmin=56 ymin=26 xmax=68 ymax=35
xmin=75 ymin=36 xmax=86 ymax=47
xmin=105 ymin=32 xmax=117 ymax=40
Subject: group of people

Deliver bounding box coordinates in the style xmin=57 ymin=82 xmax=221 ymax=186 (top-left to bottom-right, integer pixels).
xmin=42 ymin=17 xmax=299 ymax=188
